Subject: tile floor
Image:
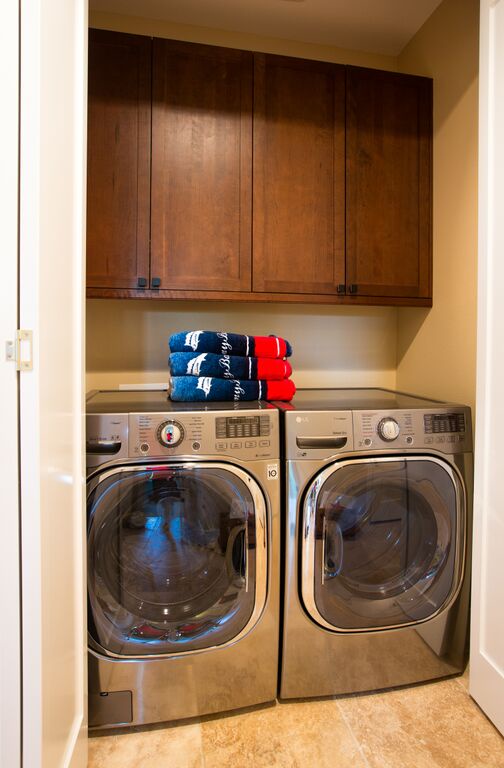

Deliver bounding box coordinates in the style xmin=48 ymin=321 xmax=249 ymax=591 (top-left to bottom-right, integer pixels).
xmin=88 ymin=669 xmax=504 ymax=768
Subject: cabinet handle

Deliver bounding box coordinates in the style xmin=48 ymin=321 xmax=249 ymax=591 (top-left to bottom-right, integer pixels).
xmin=151 ymin=277 xmax=161 ymax=288
xmin=336 ymin=284 xmax=346 ymax=294
xmin=137 ymin=277 xmax=147 ymax=288
xmin=348 ymin=284 xmax=358 ymax=294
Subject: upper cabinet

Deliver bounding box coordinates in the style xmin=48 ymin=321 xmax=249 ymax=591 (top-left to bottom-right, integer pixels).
xmin=151 ymin=40 xmax=253 ymax=292
xmin=87 ymin=30 xmax=151 ymax=290
xmin=86 ymin=31 xmax=433 ymax=306
xmin=346 ymin=67 xmax=432 ymax=300
xmin=253 ymin=55 xmax=345 ymax=295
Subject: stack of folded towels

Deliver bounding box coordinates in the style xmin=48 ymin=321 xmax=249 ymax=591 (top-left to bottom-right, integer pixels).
xmin=168 ymin=330 xmax=296 ymax=402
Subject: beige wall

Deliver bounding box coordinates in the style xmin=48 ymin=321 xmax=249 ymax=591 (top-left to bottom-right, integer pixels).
xmin=86 ymin=300 xmax=397 ymax=391
xmin=86 ymin=12 xmax=399 ymax=392
xmin=395 ymin=0 xmax=479 ymax=412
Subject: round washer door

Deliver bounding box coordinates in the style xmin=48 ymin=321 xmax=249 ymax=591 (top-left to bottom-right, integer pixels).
xmin=301 ymin=455 xmax=465 ymax=632
xmin=87 ymin=462 xmax=267 ymax=657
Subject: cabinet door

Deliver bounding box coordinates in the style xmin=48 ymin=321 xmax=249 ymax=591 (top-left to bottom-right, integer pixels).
xmin=346 ymin=67 xmax=432 ymax=299
xmin=151 ymin=40 xmax=252 ymax=292
xmin=253 ymin=54 xmax=345 ymax=295
xmin=87 ymin=30 xmax=151 ymax=290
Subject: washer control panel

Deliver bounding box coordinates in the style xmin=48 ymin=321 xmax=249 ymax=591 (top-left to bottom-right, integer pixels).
xmin=377 ymin=417 xmax=400 ymax=441
xmin=128 ymin=410 xmax=279 ymax=460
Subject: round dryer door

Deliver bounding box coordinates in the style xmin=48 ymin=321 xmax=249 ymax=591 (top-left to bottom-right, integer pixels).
xmin=301 ymin=456 xmax=465 ymax=632
xmin=87 ymin=463 xmax=267 ymax=656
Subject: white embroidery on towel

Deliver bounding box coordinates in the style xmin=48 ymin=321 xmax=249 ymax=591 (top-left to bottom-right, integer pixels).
xmin=218 ymin=356 xmax=233 ymax=378
xmin=246 ymin=336 xmax=249 ymax=356
xmin=248 ymin=357 xmax=252 ymax=379
xmin=233 ymin=380 xmax=246 ymax=401
xmin=187 ymin=353 xmax=207 ymax=376
xmin=275 ymin=337 xmax=280 ymax=356
xmin=258 ymin=381 xmax=262 ymax=400
xmin=216 ymin=332 xmax=232 ymax=354
xmin=185 ymin=331 xmax=204 ymax=351
xmin=197 ymin=377 xmax=213 ymax=397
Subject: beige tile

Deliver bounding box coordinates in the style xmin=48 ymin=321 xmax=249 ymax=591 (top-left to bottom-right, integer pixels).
xmin=338 ymin=678 xmax=504 ymax=768
xmin=88 ymin=721 xmax=204 ymax=768
xmin=200 ymin=700 xmax=367 ymax=768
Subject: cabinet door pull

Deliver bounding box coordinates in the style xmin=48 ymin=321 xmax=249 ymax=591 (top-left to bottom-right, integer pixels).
xmin=151 ymin=277 xmax=161 ymax=288
xmin=336 ymin=284 xmax=346 ymax=294
xmin=348 ymin=284 xmax=358 ymax=294
xmin=137 ymin=277 xmax=148 ymax=288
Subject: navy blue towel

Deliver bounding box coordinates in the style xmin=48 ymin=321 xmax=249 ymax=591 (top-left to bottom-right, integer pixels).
xmin=170 ymin=376 xmax=296 ymax=402
xmin=169 ymin=352 xmax=293 ymax=381
xmin=169 ymin=330 xmax=292 ymax=359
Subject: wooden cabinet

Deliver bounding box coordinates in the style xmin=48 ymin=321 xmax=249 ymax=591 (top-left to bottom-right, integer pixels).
xmin=151 ymin=40 xmax=252 ymax=292
xmin=253 ymin=55 xmax=345 ymax=295
xmin=86 ymin=32 xmax=433 ymax=307
xmin=87 ymin=30 xmax=151 ymax=290
xmin=346 ymin=67 xmax=432 ymax=300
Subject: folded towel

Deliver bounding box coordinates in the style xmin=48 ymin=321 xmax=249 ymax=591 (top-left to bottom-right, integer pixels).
xmin=169 ymin=376 xmax=296 ymax=402
xmin=169 ymin=352 xmax=292 ymax=381
xmin=169 ymin=330 xmax=292 ymax=359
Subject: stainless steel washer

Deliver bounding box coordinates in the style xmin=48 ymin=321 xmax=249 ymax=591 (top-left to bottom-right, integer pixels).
xmin=274 ymin=388 xmax=473 ymax=698
xmin=86 ymin=390 xmax=280 ymax=729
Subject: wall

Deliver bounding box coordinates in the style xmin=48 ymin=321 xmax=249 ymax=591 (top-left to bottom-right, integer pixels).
xmin=86 ymin=11 xmax=399 ymax=392
xmin=395 ymin=0 xmax=479 ymax=412
xmin=86 ymin=300 xmax=397 ymax=390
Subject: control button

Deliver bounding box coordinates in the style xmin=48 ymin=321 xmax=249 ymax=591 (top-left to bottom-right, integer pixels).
xmin=458 ymin=435 xmax=465 ymax=442
xmin=259 ymin=440 xmax=270 ymax=447
xmin=364 ymin=438 xmax=372 ymax=447
xmin=405 ymin=436 xmax=413 ymax=445
xmin=192 ymin=441 xmax=201 ymax=451
xmin=447 ymin=436 xmax=456 ymax=443
xmin=425 ymin=437 xmax=434 ymax=444
xmin=216 ymin=442 xmax=227 ymax=450
xmin=140 ymin=443 xmax=150 ymax=453
xmin=377 ymin=418 xmax=400 ymax=442
xmin=436 ymin=436 xmax=445 ymax=443
xmin=157 ymin=420 xmax=184 ymax=448
xmin=230 ymin=441 xmax=242 ymax=449
xmin=245 ymin=441 xmax=257 ymax=448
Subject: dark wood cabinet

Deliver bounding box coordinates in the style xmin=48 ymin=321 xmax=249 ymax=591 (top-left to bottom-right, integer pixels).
xmin=346 ymin=67 xmax=432 ymax=299
xmin=86 ymin=32 xmax=433 ymax=307
xmin=87 ymin=30 xmax=151 ymax=290
xmin=151 ymin=40 xmax=253 ymax=292
xmin=253 ymin=55 xmax=345 ymax=295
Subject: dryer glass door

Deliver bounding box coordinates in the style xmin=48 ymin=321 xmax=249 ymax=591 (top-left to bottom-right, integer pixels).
xmin=301 ymin=456 xmax=465 ymax=631
xmin=87 ymin=463 xmax=267 ymax=656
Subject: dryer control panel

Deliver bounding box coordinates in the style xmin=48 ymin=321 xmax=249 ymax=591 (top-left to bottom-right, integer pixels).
xmin=353 ymin=408 xmax=472 ymax=454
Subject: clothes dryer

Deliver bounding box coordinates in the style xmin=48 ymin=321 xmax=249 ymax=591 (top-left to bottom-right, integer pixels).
xmin=274 ymin=388 xmax=473 ymax=698
xmin=86 ymin=390 xmax=280 ymax=728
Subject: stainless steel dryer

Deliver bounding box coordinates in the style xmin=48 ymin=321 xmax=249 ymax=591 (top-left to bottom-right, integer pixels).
xmin=274 ymin=388 xmax=473 ymax=698
xmin=86 ymin=390 xmax=280 ymax=729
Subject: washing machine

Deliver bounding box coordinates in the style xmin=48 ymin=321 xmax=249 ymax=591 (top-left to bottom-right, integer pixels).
xmin=274 ymin=388 xmax=473 ymax=698
xmin=86 ymin=390 xmax=280 ymax=729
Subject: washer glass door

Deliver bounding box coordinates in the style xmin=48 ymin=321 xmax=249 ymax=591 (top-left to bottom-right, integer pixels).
xmin=301 ymin=456 xmax=465 ymax=631
xmin=87 ymin=463 xmax=267 ymax=656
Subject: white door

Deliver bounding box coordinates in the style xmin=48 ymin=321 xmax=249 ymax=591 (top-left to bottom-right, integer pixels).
xmin=470 ymin=0 xmax=504 ymax=737
xmin=19 ymin=0 xmax=88 ymax=765
xmin=0 ymin=2 xmax=21 ymax=766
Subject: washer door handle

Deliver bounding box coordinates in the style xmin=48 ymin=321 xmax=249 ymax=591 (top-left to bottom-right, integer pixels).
xmin=296 ymin=436 xmax=347 ymax=449
xmin=86 ymin=439 xmax=122 ymax=455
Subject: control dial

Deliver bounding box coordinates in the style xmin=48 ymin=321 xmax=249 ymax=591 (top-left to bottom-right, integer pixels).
xmin=157 ymin=420 xmax=184 ymax=448
xmin=377 ymin=417 xmax=400 ymax=442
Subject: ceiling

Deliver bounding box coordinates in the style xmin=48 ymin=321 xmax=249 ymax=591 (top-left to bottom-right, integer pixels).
xmin=89 ymin=0 xmax=444 ymax=56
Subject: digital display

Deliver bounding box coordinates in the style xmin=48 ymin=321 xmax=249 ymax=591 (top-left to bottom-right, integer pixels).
xmin=424 ymin=413 xmax=465 ymax=434
xmin=216 ymin=415 xmax=270 ymax=439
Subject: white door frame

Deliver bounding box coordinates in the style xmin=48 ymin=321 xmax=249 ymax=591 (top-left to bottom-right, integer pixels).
xmin=19 ymin=0 xmax=88 ymax=765
xmin=0 ymin=2 xmax=21 ymax=766
xmin=470 ymin=0 xmax=504 ymax=736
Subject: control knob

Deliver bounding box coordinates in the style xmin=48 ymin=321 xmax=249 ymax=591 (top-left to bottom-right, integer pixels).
xmin=377 ymin=417 xmax=400 ymax=442
xmin=157 ymin=420 xmax=184 ymax=448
